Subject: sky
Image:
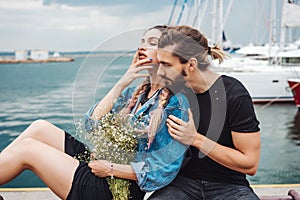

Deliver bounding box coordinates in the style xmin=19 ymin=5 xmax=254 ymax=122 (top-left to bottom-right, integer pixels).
xmin=0 ymin=0 xmax=299 ymax=52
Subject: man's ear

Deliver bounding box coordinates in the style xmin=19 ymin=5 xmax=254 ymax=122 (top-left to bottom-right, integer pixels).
xmin=188 ymin=58 xmax=198 ymax=72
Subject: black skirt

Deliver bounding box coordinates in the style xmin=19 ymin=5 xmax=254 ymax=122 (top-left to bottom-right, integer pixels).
xmin=66 ymin=161 xmax=113 ymax=200
xmin=64 ymin=131 xmax=145 ymax=200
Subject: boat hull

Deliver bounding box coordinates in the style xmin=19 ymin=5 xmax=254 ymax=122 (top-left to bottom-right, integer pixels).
xmin=288 ymin=79 xmax=300 ymax=107
xmin=216 ymin=70 xmax=295 ymax=103
xmin=214 ymin=58 xmax=298 ymax=103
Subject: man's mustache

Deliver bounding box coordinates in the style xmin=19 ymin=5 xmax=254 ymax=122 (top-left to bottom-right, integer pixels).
xmin=160 ymin=75 xmax=186 ymax=93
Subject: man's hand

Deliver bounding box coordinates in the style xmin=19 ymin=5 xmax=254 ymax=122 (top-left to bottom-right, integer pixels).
xmin=167 ymin=109 xmax=197 ymax=145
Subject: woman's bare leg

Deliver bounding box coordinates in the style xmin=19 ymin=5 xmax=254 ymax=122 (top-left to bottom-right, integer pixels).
xmin=2 ymin=119 xmax=65 ymax=153
xmin=0 ymin=138 xmax=79 ymax=200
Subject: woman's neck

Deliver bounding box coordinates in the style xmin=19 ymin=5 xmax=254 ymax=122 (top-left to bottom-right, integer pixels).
xmin=149 ymin=72 xmax=163 ymax=97
xmin=149 ymin=83 xmax=161 ymax=97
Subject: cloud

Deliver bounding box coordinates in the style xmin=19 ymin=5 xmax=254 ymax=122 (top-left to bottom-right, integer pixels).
xmin=2 ymin=0 xmax=297 ymax=52
xmin=42 ymin=0 xmax=171 ymax=12
xmin=0 ymin=0 xmax=43 ymax=9
xmin=0 ymin=0 xmax=173 ymax=51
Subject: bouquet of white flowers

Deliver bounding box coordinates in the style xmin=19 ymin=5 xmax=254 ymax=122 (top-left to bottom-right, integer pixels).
xmin=85 ymin=112 xmax=145 ymax=200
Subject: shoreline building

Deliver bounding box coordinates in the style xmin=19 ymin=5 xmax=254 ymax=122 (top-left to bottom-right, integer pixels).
xmin=15 ymin=50 xmax=29 ymax=60
xmin=15 ymin=50 xmax=49 ymax=61
xmin=30 ymin=50 xmax=49 ymax=60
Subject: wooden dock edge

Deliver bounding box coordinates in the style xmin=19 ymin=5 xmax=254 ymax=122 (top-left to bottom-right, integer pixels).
xmin=0 ymin=184 xmax=299 ymax=199
xmin=251 ymin=184 xmax=300 ymax=199
xmin=252 ymin=184 xmax=300 ymax=188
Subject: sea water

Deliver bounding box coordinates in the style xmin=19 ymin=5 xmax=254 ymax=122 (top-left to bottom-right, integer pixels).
xmin=0 ymin=55 xmax=299 ymax=188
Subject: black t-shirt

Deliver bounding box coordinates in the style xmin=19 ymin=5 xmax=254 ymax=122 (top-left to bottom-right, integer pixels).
xmin=179 ymin=75 xmax=260 ymax=186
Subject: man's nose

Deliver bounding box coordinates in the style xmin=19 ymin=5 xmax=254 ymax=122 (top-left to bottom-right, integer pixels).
xmin=157 ymin=64 xmax=164 ymax=76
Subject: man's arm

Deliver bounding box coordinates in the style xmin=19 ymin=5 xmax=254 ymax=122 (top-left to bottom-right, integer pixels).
xmin=167 ymin=109 xmax=261 ymax=175
xmin=192 ymin=131 xmax=260 ymax=175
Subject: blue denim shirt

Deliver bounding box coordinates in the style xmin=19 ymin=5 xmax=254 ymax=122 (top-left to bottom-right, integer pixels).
xmin=85 ymin=87 xmax=190 ymax=192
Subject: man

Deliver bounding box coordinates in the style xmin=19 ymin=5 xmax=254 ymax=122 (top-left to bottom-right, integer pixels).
xmin=149 ymin=26 xmax=261 ymax=200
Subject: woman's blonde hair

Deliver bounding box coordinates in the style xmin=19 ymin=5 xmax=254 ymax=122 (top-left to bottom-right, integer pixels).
xmin=124 ymin=78 xmax=151 ymax=114
xmin=123 ymin=82 xmax=173 ymax=148
xmin=147 ymin=87 xmax=173 ymax=147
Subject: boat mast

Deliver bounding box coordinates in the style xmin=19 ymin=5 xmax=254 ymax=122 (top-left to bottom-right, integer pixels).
xmin=197 ymin=0 xmax=209 ymax=30
xmin=212 ymin=0 xmax=223 ymax=45
xmin=168 ymin=0 xmax=178 ymax=25
xmin=280 ymin=0 xmax=287 ymax=53
xmin=269 ymin=0 xmax=277 ymax=64
xmin=219 ymin=0 xmax=223 ymax=46
xmin=177 ymin=0 xmax=188 ymax=25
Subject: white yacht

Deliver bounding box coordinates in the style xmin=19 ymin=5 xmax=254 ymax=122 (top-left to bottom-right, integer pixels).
xmin=167 ymin=0 xmax=300 ymax=103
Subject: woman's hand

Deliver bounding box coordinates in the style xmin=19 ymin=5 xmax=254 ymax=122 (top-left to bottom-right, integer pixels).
xmin=90 ymin=51 xmax=153 ymax=121
xmin=88 ymin=160 xmax=112 ymax=178
xmin=117 ymin=51 xmax=153 ymax=88
xmin=167 ymin=109 xmax=197 ymax=145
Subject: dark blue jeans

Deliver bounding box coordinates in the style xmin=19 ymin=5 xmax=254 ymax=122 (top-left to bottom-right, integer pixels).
xmin=148 ymin=176 xmax=260 ymax=200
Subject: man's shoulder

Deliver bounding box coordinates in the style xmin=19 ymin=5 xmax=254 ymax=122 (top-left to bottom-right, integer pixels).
xmin=221 ymin=75 xmax=243 ymax=87
xmin=220 ymin=75 xmax=249 ymax=94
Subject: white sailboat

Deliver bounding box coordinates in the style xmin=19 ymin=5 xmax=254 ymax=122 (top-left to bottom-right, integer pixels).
xmin=219 ymin=0 xmax=300 ymax=103
xmin=214 ymin=50 xmax=300 ymax=103
xmin=168 ymin=0 xmax=300 ymax=103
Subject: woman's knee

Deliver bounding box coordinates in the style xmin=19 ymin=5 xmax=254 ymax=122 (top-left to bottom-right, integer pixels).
xmin=30 ymin=119 xmax=50 ymax=130
xmin=24 ymin=120 xmax=65 ymax=152
xmin=27 ymin=119 xmax=52 ymax=138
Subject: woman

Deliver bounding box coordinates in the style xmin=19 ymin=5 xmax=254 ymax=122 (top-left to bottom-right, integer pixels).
xmin=0 ymin=25 xmax=190 ymax=200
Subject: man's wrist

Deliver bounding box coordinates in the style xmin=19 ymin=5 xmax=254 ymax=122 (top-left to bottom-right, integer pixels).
xmin=191 ymin=133 xmax=197 ymax=147
xmin=191 ymin=133 xmax=202 ymax=149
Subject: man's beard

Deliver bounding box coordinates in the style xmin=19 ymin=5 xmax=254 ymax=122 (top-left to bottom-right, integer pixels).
xmin=164 ymin=74 xmax=186 ymax=94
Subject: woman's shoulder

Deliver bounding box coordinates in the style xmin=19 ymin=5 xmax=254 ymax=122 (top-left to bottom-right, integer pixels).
xmin=167 ymin=92 xmax=190 ymax=108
